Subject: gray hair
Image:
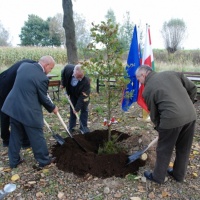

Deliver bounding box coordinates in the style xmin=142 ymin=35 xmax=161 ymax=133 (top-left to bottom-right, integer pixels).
xmin=135 ymin=65 xmax=153 ymax=76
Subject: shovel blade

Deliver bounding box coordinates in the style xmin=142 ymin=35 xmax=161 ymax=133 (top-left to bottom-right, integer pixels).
xmin=53 ymin=134 xmax=65 ymax=145
xmin=126 ymin=150 xmax=144 ymax=165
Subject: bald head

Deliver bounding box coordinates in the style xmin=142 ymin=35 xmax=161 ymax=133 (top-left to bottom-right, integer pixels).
xmin=39 ymin=56 xmax=55 ymax=74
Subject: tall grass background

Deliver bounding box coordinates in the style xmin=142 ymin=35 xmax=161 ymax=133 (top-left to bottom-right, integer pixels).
xmin=0 ymin=47 xmax=200 ymax=74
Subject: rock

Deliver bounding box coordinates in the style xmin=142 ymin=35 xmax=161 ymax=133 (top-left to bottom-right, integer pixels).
xmin=103 ymin=187 xmax=110 ymax=194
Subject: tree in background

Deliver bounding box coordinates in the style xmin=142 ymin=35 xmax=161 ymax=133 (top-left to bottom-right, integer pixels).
xmin=20 ymin=15 xmax=49 ymax=46
xmin=161 ymin=18 xmax=187 ymax=53
xmin=62 ymin=0 xmax=78 ymax=64
xmin=105 ymin=9 xmax=117 ymax=25
xmin=118 ymin=11 xmax=135 ymax=51
xmin=0 ymin=21 xmax=11 ymax=46
xmin=49 ymin=13 xmax=65 ymax=46
xmin=74 ymin=12 xmax=91 ymax=50
xmin=19 ymin=14 xmax=62 ymax=47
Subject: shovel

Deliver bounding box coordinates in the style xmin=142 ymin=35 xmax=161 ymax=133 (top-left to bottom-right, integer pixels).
xmin=64 ymin=92 xmax=86 ymax=134
xmin=56 ymin=112 xmax=87 ymax=152
xmin=126 ymin=137 xmax=158 ymax=165
xmin=44 ymin=119 xmax=65 ymax=145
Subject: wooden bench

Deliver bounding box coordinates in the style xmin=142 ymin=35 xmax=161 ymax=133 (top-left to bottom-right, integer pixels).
xmin=48 ymin=80 xmax=61 ymax=100
xmin=182 ymin=72 xmax=200 ymax=99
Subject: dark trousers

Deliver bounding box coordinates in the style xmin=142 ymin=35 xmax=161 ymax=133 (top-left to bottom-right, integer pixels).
xmin=9 ymin=118 xmax=50 ymax=168
xmin=69 ymin=96 xmax=89 ymax=130
xmin=0 ymin=111 xmax=10 ymax=142
xmin=153 ymin=120 xmax=196 ymax=183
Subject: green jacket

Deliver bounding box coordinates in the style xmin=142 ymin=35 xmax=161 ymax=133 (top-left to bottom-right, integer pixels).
xmin=143 ymin=71 xmax=197 ymax=129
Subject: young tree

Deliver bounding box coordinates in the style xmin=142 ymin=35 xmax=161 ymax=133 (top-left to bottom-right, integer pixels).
xmin=83 ymin=20 xmax=126 ymax=141
xmin=0 ymin=21 xmax=11 ymax=46
xmin=62 ymin=0 xmax=78 ymax=64
xmin=161 ymin=18 xmax=187 ymax=53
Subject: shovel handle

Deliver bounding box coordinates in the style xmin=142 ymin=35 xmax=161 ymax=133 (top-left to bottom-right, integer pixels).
xmin=143 ymin=136 xmax=158 ymax=152
xmin=44 ymin=119 xmax=52 ymax=133
xmin=64 ymin=93 xmax=86 ymax=134
xmin=56 ymin=112 xmax=73 ymax=138
xmin=64 ymin=93 xmax=80 ymax=120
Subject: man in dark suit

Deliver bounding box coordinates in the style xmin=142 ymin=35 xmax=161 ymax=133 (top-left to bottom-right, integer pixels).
xmin=1 ymin=56 xmax=58 ymax=169
xmin=0 ymin=59 xmax=36 ymax=147
xmin=61 ymin=64 xmax=90 ymax=134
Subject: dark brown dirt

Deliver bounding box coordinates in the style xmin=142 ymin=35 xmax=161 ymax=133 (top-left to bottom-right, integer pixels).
xmin=51 ymin=129 xmax=146 ymax=178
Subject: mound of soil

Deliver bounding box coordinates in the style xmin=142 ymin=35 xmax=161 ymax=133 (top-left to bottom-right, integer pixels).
xmin=51 ymin=130 xmax=146 ymax=178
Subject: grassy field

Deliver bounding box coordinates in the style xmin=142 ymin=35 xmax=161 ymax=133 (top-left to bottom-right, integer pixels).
xmin=0 ymin=47 xmax=200 ymax=74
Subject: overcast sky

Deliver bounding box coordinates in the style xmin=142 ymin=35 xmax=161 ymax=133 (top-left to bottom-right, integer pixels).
xmin=0 ymin=0 xmax=199 ymax=49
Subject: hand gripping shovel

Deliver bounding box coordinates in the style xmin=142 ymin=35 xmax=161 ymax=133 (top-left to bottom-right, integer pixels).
xmin=44 ymin=119 xmax=65 ymax=145
xmin=56 ymin=112 xmax=87 ymax=152
xmin=47 ymin=94 xmax=87 ymax=151
xmin=126 ymin=137 xmax=158 ymax=165
xmin=64 ymin=93 xmax=86 ymax=134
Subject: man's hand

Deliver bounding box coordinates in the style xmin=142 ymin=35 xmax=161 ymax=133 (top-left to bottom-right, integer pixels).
xmin=73 ymin=110 xmax=78 ymax=115
xmin=53 ymin=106 xmax=58 ymax=114
xmin=60 ymin=85 xmax=64 ymax=89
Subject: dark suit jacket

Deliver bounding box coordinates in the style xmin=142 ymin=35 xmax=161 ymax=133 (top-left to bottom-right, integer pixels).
xmin=0 ymin=59 xmax=36 ymax=106
xmin=61 ymin=64 xmax=90 ymax=112
xmin=1 ymin=62 xmax=55 ymax=128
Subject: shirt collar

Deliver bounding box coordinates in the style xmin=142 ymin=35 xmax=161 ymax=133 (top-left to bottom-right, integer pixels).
xmin=38 ymin=63 xmax=45 ymax=72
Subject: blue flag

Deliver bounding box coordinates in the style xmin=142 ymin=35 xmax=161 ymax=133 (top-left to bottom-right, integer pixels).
xmin=121 ymin=25 xmax=140 ymax=111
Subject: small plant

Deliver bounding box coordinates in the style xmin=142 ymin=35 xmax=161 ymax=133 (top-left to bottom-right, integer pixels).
xmin=98 ymin=134 xmax=123 ymax=154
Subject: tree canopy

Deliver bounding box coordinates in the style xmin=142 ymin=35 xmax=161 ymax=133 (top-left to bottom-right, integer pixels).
xmin=19 ymin=14 xmax=62 ymax=46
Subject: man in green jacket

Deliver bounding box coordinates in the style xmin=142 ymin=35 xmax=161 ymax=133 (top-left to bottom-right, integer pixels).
xmin=136 ymin=65 xmax=197 ymax=184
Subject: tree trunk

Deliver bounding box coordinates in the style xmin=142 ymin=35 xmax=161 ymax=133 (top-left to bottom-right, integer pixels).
xmin=62 ymin=0 xmax=78 ymax=64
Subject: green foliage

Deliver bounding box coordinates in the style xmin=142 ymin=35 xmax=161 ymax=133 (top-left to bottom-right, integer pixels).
xmin=118 ymin=11 xmax=135 ymax=51
xmin=83 ymin=20 xmax=125 ymax=140
xmin=19 ymin=14 xmax=62 ymax=47
xmin=98 ymin=134 xmax=123 ymax=154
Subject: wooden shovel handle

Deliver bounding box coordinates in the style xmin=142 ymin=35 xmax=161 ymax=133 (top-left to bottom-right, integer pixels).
xmin=143 ymin=136 xmax=158 ymax=152
xmin=56 ymin=112 xmax=73 ymax=138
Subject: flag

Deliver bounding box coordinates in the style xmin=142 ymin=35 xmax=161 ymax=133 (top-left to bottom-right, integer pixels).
xmin=137 ymin=24 xmax=154 ymax=112
xmin=121 ymin=25 xmax=141 ymax=111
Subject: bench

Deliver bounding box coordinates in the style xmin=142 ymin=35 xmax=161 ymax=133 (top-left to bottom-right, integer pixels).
xmin=182 ymin=72 xmax=200 ymax=99
xmin=48 ymin=80 xmax=61 ymax=100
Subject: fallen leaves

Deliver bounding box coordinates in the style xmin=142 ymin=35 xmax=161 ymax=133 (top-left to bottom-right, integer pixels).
xmin=11 ymin=174 xmax=20 ymax=181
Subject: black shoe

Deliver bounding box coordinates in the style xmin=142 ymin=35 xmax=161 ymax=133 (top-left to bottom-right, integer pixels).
xmin=3 ymin=141 xmax=9 ymax=147
xmin=69 ymin=128 xmax=76 ymax=134
xmin=80 ymin=127 xmax=90 ymax=134
xmin=10 ymin=158 xmax=25 ymax=169
xmin=144 ymin=171 xmax=161 ymax=184
xmin=33 ymin=157 xmax=56 ymax=171
xmin=167 ymin=168 xmax=180 ymax=182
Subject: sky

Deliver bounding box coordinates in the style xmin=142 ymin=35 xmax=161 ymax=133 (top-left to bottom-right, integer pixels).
xmin=0 ymin=0 xmax=200 ymax=49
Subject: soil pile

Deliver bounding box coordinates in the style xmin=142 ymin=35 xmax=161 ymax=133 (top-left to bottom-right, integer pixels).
xmin=51 ymin=130 xmax=146 ymax=178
